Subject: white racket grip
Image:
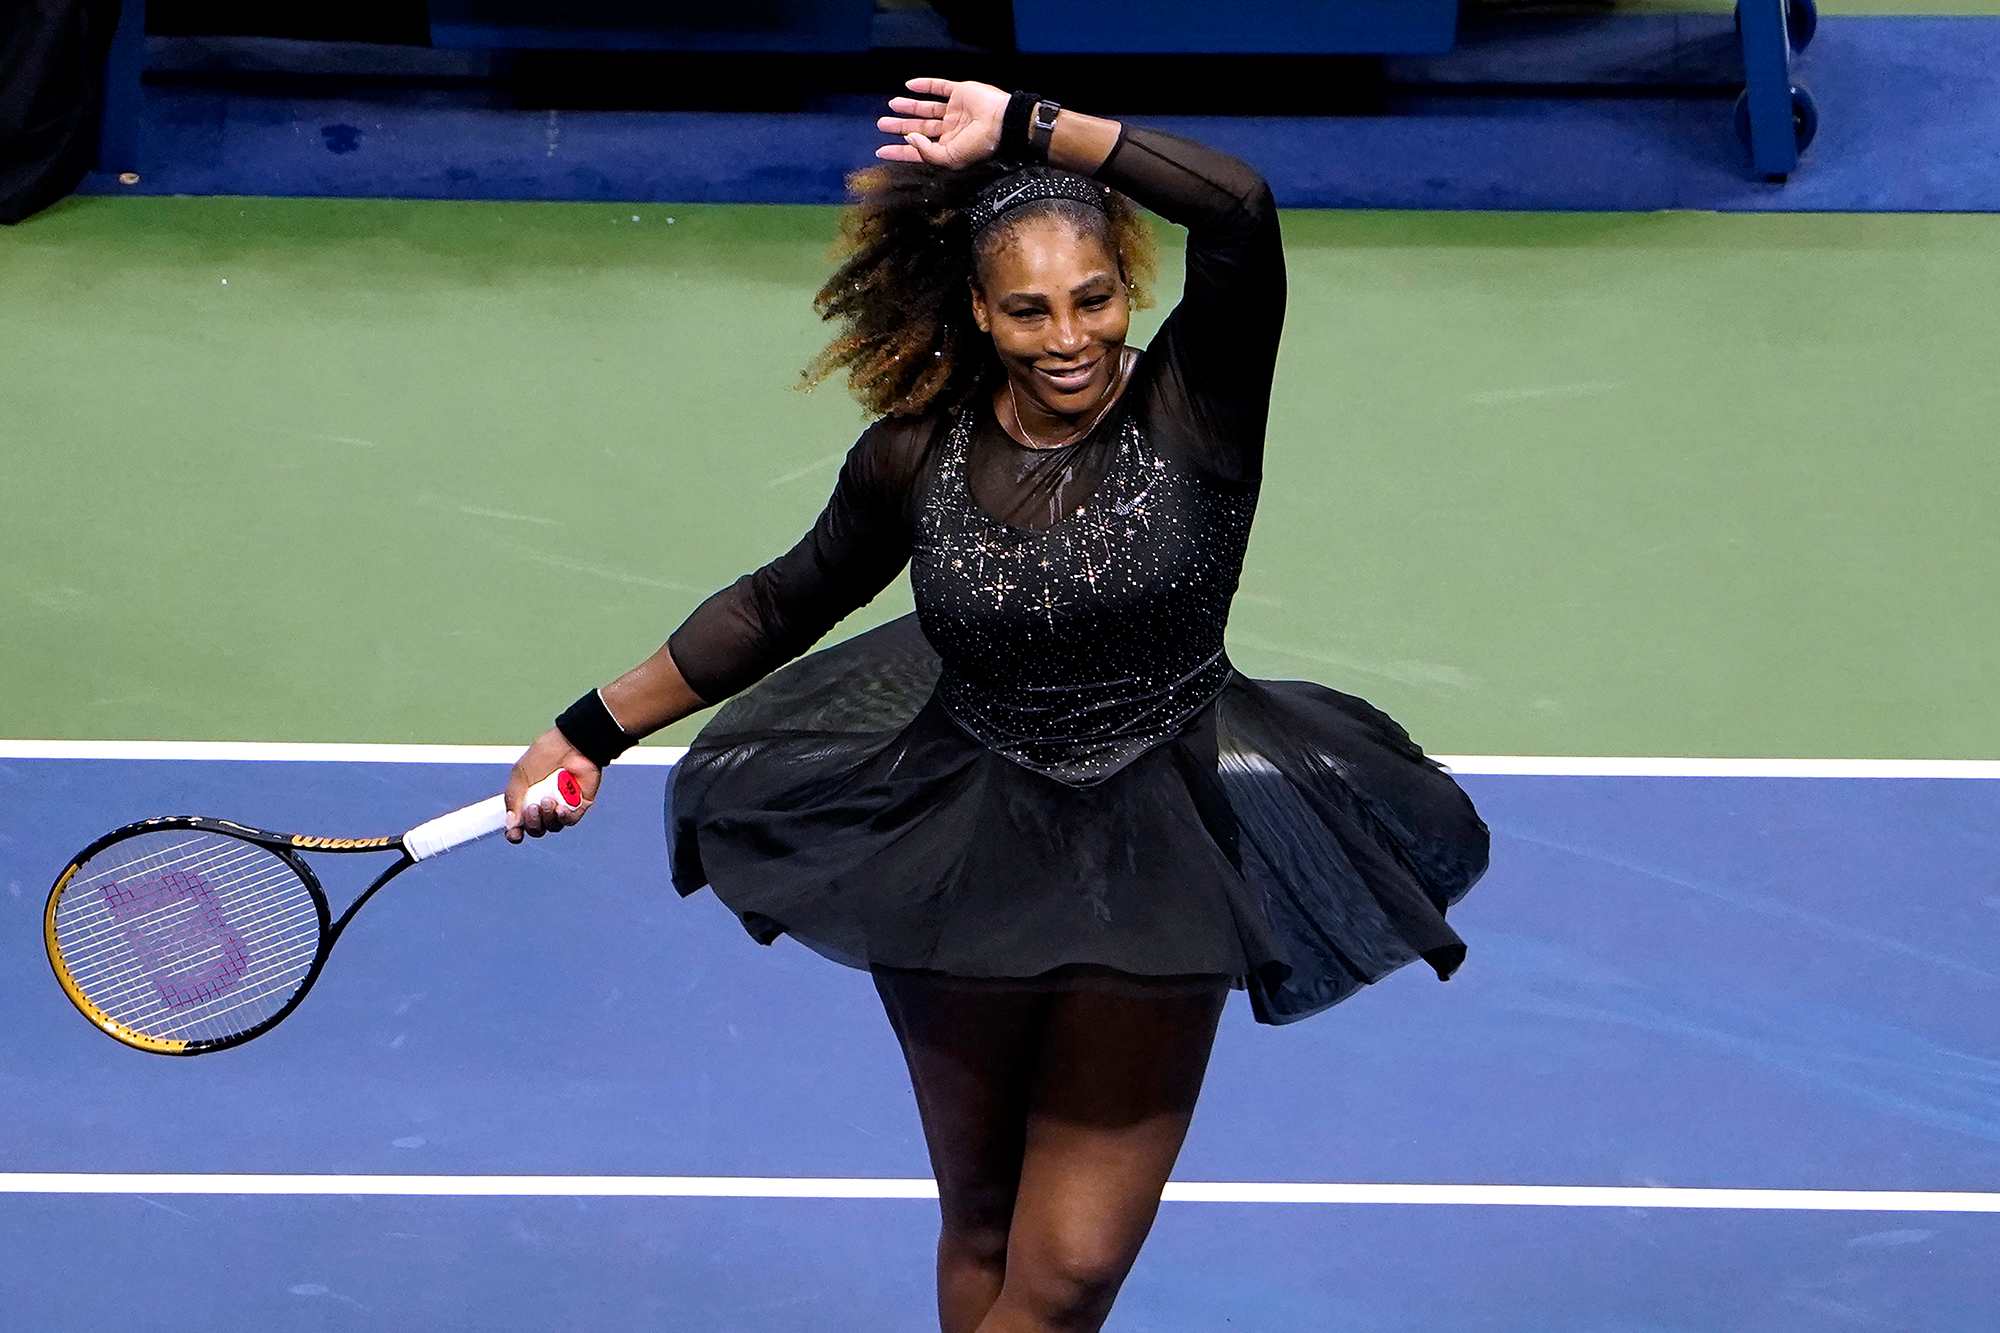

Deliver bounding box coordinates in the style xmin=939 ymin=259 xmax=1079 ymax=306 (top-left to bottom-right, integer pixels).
xmin=403 ymin=769 xmax=582 ymax=862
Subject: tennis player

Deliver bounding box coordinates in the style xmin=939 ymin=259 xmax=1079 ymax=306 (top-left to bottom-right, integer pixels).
xmin=508 ymin=79 xmax=1488 ymax=1333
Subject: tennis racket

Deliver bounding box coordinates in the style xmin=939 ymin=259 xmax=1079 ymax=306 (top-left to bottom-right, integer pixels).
xmin=44 ymin=769 xmax=583 ymax=1056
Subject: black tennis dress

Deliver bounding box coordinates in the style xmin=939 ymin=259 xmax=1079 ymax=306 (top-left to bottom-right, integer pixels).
xmin=666 ymin=127 xmax=1488 ymax=1024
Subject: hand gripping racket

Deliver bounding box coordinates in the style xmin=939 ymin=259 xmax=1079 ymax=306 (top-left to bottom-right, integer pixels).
xmin=44 ymin=769 xmax=583 ymax=1056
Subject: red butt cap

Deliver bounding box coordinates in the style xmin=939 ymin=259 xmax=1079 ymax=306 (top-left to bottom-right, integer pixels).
xmin=558 ymin=769 xmax=583 ymax=807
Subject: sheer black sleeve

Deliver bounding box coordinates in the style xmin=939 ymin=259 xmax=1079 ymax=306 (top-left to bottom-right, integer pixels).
xmin=1096 ymin=124 xmax=1286 ymax=482
xmin=665 ymin=418 xmax=929 ymax=704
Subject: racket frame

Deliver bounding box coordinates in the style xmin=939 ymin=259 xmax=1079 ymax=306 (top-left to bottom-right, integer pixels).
xmin=45 ymin=816 xmax=411 ymax=1056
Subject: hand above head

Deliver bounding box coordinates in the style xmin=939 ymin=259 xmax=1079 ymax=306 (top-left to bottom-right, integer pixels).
xmin=876 ymin=77 xmax=1009 ymax=168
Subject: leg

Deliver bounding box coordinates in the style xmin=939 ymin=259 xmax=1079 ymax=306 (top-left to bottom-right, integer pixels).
xmin=875 ymin=971 xmax=1049 ymax=1333
xmin=981 ymin=982 xmax=1229 ymax=1333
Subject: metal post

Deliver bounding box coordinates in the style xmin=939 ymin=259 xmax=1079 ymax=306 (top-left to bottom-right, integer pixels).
xmin=1738 ymin=0 xmax=1798 ymax=180
xmin=95 ymin=0 xmax=146 ymax=176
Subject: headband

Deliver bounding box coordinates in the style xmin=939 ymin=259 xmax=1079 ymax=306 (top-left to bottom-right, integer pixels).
xmin=963 ymin=167 xmax=1111 ymax=240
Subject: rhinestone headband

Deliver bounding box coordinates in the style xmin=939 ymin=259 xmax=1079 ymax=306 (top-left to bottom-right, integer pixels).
xmin=963 ymin=168 xmax=1111 ymax=239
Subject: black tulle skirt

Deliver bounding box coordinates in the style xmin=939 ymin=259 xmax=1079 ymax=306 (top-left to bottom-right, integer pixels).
xmin=668 ymin=616 xmax=1489 ymax=1025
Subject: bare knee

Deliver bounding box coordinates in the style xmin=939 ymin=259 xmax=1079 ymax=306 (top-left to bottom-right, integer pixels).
xmin=940 ymin=1186 xmax=1015 ymax=1269
xmin=1002 ymin=1231 xmax=1134 ymax=1330
xmin=942 ymin=1215 xmax=1012 ymax=1272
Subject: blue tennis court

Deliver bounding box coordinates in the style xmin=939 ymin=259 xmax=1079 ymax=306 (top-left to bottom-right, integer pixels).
xmin=5 ymin=752 xmax=1995 ymax=1330
xmin=9 ymin=1 xmax=2000 ymax=1327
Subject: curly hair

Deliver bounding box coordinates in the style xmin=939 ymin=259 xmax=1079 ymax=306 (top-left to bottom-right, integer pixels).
xmin=803 ymin=159 xmax=1157 ymax=419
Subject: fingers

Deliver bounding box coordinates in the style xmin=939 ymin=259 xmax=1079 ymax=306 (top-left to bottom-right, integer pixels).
xmin=880 ymin=81 xmax=1002 ymax=167
xmin=517 ymin=796 xmax=570 ymax=838
xmin=504 ymin=766 xmax=532 ymax=843
xmin=510 ymin=786 xmax=558 ymax=839
xmin=517 ymin=784 xmax=593 ymax=838
xmin=878 ymin=115 xmax=945 ymax=138
xmin=877 ymin=133 xmax=946 ymax=164
xmin=516 ymin=798 xmax=547 ymax=838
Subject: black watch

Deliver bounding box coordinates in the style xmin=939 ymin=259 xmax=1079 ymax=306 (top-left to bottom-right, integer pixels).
xmin=1029 ymin=99 xmax=1062 ymax=158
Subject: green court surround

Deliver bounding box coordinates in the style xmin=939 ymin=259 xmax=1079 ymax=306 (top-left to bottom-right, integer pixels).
xmin=4 ymin=197 xmax=1996 ymax=758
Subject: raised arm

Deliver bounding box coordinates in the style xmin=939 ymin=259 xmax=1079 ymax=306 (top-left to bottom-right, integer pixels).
xmin=880 ymin=81 xmax=1284 ymax=479
xmin=1095 ymin=125 xmax=1285 ymax=480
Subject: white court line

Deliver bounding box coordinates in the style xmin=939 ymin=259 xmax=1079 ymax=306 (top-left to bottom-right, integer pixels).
xmin=0 ymin=740 xmax=687 ymax=766
xmin=1 ymin=1174 xmax=1996 ymax=1211
xmin=1436 ymin=756 xmax=2000 ymax=779
xmin=4 ymin=741 xmax=2000 ymax=779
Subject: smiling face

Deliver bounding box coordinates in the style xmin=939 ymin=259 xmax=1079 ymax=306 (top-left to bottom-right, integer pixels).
xmin=970 ymin=211 xmax=1132 ymax=425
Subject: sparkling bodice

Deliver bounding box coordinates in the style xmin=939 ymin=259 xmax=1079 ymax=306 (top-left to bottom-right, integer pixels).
xmin=910 ymin=408 xmax=1258 ymax=785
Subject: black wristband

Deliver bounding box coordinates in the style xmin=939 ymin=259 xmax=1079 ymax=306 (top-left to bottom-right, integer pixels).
xmin=1000 ymin=89 xmax=1044 ymax=163
xmin=555 ymin=689 xmax=635 ymax=769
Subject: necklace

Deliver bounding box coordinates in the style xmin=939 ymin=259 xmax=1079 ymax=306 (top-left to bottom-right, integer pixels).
xmin=1004 ymin=350 xmax=1128 ymax=451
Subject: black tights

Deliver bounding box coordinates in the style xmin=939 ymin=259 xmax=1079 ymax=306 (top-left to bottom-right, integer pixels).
xmin=874 ymin=970 xmax=1229 ymax=1333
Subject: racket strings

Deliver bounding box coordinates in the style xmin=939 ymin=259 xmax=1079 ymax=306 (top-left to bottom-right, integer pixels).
xmin=57 ymin=861 xmax=320 ymax=1041
xmin=63 ymin=884 xmax=317 ymax=1023
xmin=57 ymin=850 xmax=321 ymax=1006
xmin=63 ymin=871 xmax=317 ymax=1013
xmin=57 ymin=869 xmax=318 ymax=1036
xmin=59 ymin=848 xmax=305 ymax=964
xmin=54 ymin=837 xmax=280 ymax=955
xmin=56 ymin=847 xmax=304 ymax=993
xmin=52 ymin=830 xmax=325 ymax=1044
